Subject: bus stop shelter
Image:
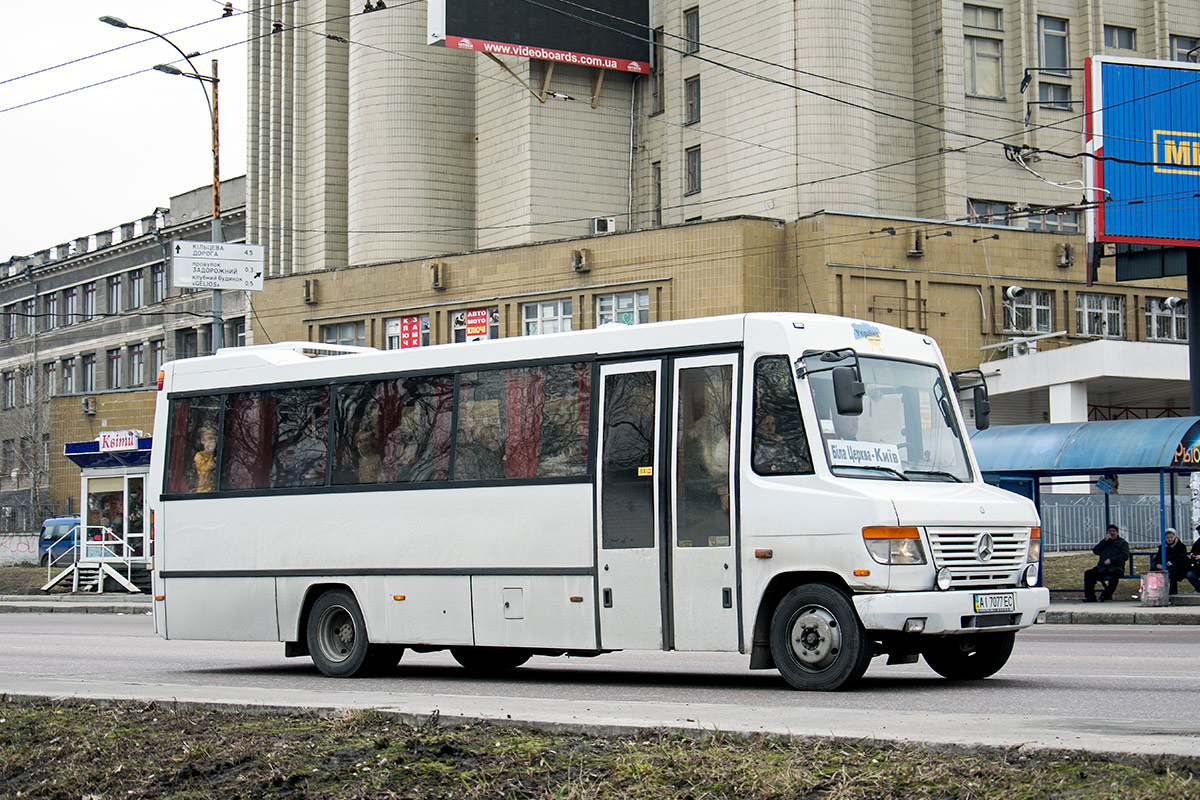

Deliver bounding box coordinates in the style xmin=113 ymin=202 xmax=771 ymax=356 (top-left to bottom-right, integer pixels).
xmin=969 ymin=417 xmax=1200 ymax=567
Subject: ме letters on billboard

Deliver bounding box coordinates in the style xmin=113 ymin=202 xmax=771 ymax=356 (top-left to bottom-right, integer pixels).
xmin=429 ymin=0 xmax=650 ymax=74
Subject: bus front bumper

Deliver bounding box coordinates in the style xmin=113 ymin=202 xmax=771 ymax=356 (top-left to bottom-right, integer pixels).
xmin=853 ymin=587 xmax=1050 ymax=635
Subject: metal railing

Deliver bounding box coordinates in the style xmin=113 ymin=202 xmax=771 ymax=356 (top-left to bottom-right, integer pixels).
xmin=1039 ymin=494 xmax=1193 ymax=552
xmin=43 ymin=524 xmax=150 ymax=591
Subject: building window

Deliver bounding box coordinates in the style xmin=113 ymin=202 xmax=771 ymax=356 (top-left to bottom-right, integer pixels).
xmin=129 ymin=269 xmax=144 ymax=308
xmin=21 ymin=368 xmax=33 ymax=405
xmin=45 ymin=294 xmax=58 ymax=330
xmin=651 ymin=161 xmax=663 ymax=226
xmin=179 ymin=330 xmax=199 ymax=359
xmin=107 ymin=276 xmax=122 ymax=314
xmin=967 ymin=198 xmax=1012 ymax=225
xmin=321 ymin=321 xmax=366 ymax=347
xmin=685 ymin=145 xmax=701 ymax=195
xmin=1026 ymin=209 xmax=1079 ymax=232
xmin=62 ymin=358 xmax=76 ymax=394
xmin=684 ymin=75 xmax=700 ymax=124
xmin=523 ymin=299 xmax=573 ymax=335
xmin=1171 ymin=35 xmax=1198 ymax=62
xmin=64 ymin=288 xmax=77 ymax=325
xmin=129 ymin=344 xmax=145 ymax=387
xmin=1076 ymin=292 xmax=1125 ymax=339
xmin=82 ymin=282 xmax=96 ymax=321
xmin=650 ymin=27 xmax=665 ymax=115
xmin=1146 ymin=298 xmax=1188 ymax=342
xmin=152 ymin=264 xmax=166 ymax=303
xmin=452 ymin=307 xmax=499 ymax=343
xmin=231 ymin=319 xmax=246 ymax=347
xmin=2 ymin=306 xmax=12 ymax=340
xmin=1005 ymin=289 xmax=1054 ymax=334
xmin=964 ymin=5 xmax=1003 ymax=98
xmin=81 ymin=354 xmax=96 ymax=392
xmin=106 ymin=349 xmax=121 ymax=390
xmin=1104 ymin=25 xmax=1135 ymax=51
xmin=151 ymin=340 xmax=166 ymax=373
xmin=2 ymin=441 xmax=12 ymax=478
xmin=1039 ymin=16 xmax=1069 ymax=74
xmin=1038 ymin=81 xmax=1071 ymax=110
xmin=683 ymin=6 xmax=699 ymax=54
xmin=22 ymin=299 xmax=34 ymax=336
xmin=2 ymin=374 xmax=13 ymax=408
xmin=596 ymin=290 xmax=650 ymax=326
xmin=43 ymin=362 xmax=55 ymax=397
xmin=385 ymin=315 xmax=430 ymax=349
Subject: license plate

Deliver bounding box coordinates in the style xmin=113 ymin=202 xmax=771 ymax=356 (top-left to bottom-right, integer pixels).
xmin=973 ymin=592 xmax=1016 ymax=614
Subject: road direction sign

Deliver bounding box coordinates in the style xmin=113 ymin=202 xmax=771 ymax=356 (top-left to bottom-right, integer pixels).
xmin=172 ymin=241 xmax=265 ymax=291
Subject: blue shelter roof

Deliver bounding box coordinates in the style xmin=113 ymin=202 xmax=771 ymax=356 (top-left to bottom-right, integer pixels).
xmin=969 ymin=418 xmax=1200 ymax=477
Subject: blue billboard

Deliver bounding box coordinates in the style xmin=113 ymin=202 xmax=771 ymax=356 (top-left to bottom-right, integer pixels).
xmin=1087 ymin=57 xmax=1200 ymax=245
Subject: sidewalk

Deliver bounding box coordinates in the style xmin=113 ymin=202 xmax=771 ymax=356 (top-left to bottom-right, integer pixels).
xmin=0 ymin=593 xmax=151 ymax=615
xmin=0 ymin=592 xmax=1197 ymax=623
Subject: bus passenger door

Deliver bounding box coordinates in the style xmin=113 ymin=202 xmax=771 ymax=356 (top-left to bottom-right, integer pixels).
xmin=669 ymin=354 xmax=740 ymax=652
xmin=596 ymin=361 xmax=664 ymax=650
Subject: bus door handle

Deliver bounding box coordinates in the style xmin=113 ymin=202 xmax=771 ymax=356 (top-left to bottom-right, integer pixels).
xmin=602 ymin=588 xmax=613 ymax=608
xmin=722 ymin=587 xmax=733 ymax=609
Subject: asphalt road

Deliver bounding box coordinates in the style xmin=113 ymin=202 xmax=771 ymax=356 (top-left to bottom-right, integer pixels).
xmin=2 ymin=613 xmax=1197 ymax=757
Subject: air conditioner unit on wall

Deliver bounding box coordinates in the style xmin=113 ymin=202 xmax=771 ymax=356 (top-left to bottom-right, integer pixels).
xmin=81 ymin=396 xmax=97 ymax=415
xmin=592 ymin=217 xmax=617 ymax=235
xmin=1006 ymin=340 xmax=1038 ymax=357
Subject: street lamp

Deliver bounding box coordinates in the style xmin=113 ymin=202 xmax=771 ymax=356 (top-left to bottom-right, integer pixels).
xmin=100 ymin=15 xmax=225 ymax=351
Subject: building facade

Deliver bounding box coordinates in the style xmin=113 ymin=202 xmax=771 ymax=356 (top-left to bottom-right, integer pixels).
xmin=246 ymin=0 xmax=1200 ymax=275
xmin=0 ymin=178 xmax=249 ymax=525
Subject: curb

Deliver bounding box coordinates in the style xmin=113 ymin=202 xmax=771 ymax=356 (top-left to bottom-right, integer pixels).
xmin=1044 ymin=609 xmax=1200 ymax=625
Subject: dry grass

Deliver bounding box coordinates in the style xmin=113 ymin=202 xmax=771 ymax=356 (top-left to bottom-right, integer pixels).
xmin=1 ymin=700 xmax=1197 ymax=800
xmin=0 ymin=565 xmax=51 ymax=595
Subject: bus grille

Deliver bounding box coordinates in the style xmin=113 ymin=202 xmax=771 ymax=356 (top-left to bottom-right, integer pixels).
xmin=926 ymin=527 xmax=1030 ymax=589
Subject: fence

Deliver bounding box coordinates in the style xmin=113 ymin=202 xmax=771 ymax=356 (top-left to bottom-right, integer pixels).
xmin=1039 ymin=493 xmax=1193 ymax=552
xmin=0 ymin=502 xmax=74 ymax=534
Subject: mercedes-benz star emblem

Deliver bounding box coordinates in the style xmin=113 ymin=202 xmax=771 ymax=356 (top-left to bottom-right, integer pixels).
xmin=976 ymin=532 xmax=995 ymax=562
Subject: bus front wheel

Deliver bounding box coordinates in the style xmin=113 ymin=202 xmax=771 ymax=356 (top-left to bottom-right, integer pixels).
xmin=769 ymin=584 xmax=872 ymax=691
xmin=922 ymin=631 xmax=1015 ymax=681
xmin=308 ymin=589 xmax=375 ymax=678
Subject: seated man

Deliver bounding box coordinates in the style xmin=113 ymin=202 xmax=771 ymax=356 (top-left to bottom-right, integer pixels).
xmin=1083 ymin=523 xmax=1129 ymax=602
xmin=1150 ymin=527 xmax=1188 ymax=595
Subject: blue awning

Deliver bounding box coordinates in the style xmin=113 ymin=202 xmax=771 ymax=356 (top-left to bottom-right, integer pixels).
xmin=969 ymin=418 xmax=1200 ymax=477
xmin=64 ymin=438 xmax=153 ymax=470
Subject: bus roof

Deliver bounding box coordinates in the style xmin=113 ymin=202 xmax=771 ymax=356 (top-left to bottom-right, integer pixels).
xmin=162 ymin=313 xmax=939 ymax=392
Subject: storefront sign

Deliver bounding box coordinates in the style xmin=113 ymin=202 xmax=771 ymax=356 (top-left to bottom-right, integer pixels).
xmin=98 ymin=431 xmax=139 ymax=452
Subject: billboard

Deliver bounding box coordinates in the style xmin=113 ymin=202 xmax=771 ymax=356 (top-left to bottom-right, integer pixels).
xmin=428 ymin=0 xmax=650 ymax=75
xmin=1086 ymin=56 xmax=1200 ymax=246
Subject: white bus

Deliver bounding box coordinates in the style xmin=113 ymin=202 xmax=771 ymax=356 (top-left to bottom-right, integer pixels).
xmin=149 ymin=313 xmax=1049 ymax=691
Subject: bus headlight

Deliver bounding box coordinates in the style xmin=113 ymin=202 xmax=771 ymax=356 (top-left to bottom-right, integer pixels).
xmin=1027 ymin=526 xmax=1042 ymax=563
xmin=1023 ymin=563 xmax=1039 ymax=587
xmin=936 ymin=567 xmax=953 ymax=590
xmin=863 ymin=526 xmax=927 ymax=565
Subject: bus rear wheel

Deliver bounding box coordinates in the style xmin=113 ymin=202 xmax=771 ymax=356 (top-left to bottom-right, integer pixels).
xmin=922 ymin=631 xmax=1015 ymax=680
xmin=308 ymin=589 xmax=376 ymax=678
xmin=450 ymin=646 xmax=531 ymax=673
xmin=769 ymin=584 xmax=872 ymax=691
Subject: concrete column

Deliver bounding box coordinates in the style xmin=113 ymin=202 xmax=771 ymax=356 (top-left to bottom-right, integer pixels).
xmin=1049 ymin=381 xmax=1088 ymax=423
xmin=1049 ymin=381 xmax=1089 ymax=493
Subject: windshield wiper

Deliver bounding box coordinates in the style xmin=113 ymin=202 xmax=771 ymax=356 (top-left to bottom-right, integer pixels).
xmin=905 ymin=469 xmax=963 ymax=483
xmin=832 ymin=465 xmax=909 ymax=481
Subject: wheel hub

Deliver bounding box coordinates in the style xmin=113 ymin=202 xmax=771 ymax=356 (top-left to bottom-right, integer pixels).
xmin=318 ymin=607 xmax=355 ymax=662
xmin=789 ymin=606 xmax=841 ymax=670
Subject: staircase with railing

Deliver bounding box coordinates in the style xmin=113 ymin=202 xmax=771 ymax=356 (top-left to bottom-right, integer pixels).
xmin=41 ymin=524 xmax=151 ymax=594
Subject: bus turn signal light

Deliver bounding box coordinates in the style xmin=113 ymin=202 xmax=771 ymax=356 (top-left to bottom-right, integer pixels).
xmin=157 ymin=370 xmax=165 ymax=390
xmin=754 ymin=549 xmax=773 ymax=559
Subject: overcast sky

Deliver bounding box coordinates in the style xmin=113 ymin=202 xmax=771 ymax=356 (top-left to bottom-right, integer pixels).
xmin=0 ymin=0 xmax=247 ymax=260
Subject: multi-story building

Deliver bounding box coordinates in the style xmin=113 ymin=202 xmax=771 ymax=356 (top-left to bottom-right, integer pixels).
xmin=0 ymin=178 xmax=248 ymax=524
xmin=246 ymin=1 xmax=1199 ymax=274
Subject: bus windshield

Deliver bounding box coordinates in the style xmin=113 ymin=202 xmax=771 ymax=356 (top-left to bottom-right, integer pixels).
xmin=803 ymin=354 xmax=972 ymax=482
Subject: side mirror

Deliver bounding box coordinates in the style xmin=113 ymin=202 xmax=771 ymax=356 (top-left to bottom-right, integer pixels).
xmin=832 ymin=366 xmax=865 ymax=416
xmin=973 ymin=386 xmax=991 ymax=430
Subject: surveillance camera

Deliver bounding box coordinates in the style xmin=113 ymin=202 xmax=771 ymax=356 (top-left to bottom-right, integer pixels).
xmin=1165 ymin=296 xmax=1185 ymax=310
xmin=1005 ymin=286 xmax=1025 ymax=300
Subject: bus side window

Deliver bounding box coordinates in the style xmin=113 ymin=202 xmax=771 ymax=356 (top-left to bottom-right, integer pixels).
xmin=455 ymin=370 xmax=507 ymax=480
xmin=221 ymin=392 xmax=275 ymax=491
xmin=332 ymin=381 xmax=386 ymax=486
xmin=270 ymin=387 xmax=330 ymax=488
xmin=166 ymin=395 xmax=222 ymax=493
xmin=751 ymin=356 xmax=813 ymax=476
xmin=537 ymin=363 xmax=590 ymax=477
